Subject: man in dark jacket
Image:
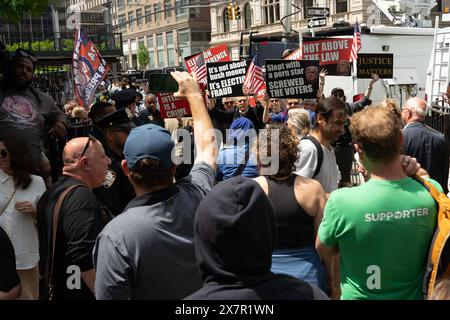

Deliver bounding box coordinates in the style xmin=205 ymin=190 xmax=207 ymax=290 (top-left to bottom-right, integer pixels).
xmin=185 ymin=176 xmax=328 ymax=300
xmin=330 ymin=74 xmax=379 ymax=187
xmin=402 ymin=97 xmax=449 ymax=193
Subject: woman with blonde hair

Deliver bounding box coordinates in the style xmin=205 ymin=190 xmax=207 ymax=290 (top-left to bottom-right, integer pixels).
xmin=287 ymin=109 xmax=311 ymax=139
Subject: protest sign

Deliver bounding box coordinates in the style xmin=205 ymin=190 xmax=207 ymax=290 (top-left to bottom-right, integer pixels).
xmin=206 ymin=60 xmax=249 ymax=98
xmin=302 ymin=38 xmax=352 ymax=76
xmin=265 ymin=60 xmax=320 ymax=99
xmin=184 ymin=44 xmax=231 ymax=85
xmin=357 ymin=53 xmax=393 ymax=79
xmin=157 ymin=93 xmax=192 ymax=119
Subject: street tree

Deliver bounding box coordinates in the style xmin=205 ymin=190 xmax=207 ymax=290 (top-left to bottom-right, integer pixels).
xmin=137 ymin=45 xmax=150 ymax=70
xmin=2 ymin=0 xmax=53 ymax=23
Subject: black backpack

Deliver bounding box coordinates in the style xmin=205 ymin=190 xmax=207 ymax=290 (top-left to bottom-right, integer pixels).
xmin=302 ymin=135 xmax=323 ymax=179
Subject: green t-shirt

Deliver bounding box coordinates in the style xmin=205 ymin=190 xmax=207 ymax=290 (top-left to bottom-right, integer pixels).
xmin=318 ymin=177 xmax=442 ymax=300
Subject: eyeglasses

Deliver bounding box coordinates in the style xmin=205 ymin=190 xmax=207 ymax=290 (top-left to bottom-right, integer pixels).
xmin=0 ymin=149 xmax=8 ymax=158
xmin=224 ymin=101 xmax=234 ymax=105
xmin=333 ymin=93 xmax=345 ymax=98
xmin=12 ymin=49 xmax=37 ymax=63
xmin=288 ymin=102 xmax=299 ymax=106
xmin=79 ymin=136 xmax=97 ymax=160
xmin=237 ymin=100 xmax=248 ymax=103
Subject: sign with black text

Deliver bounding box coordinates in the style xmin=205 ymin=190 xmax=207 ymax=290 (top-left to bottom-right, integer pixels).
xmin=357 ymin=53 xmax=394 ymax=78
xmin=206 ymin=60 xmax=249 ymax=98
xmin=307 ymin=17 xmax=327 ymax=28
xmin=265 ymin=60 xmax=320 ymax=99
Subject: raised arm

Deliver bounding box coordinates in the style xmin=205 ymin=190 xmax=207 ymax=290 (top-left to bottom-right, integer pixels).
xmin=172 ymin=71 xmax=217 ymax=170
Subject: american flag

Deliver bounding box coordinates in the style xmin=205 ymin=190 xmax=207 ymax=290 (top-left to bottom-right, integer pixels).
xmin=243 ymin=53 xmax=265 ymax=95
xmin=193 ymin=52 xmax=207 ymax=84
xmin=284 ymin=47 xmax=303 ymax=60
xmin=350 ymin=20 xmax=361 ymax=62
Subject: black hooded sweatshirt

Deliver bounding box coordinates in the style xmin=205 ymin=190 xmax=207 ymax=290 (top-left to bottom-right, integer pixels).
xmin=185 ymin=176 xmax=328 ymax=300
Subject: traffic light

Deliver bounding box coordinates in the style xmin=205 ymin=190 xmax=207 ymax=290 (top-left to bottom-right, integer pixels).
xmin=234 ymin=4 xmax=241 ymax=19
xmin=226 ymin=3 xmax=234 ymax=20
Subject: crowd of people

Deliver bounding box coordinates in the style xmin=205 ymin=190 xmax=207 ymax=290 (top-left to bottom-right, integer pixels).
xmin=0 ymin=48 xmax=449 ymax=301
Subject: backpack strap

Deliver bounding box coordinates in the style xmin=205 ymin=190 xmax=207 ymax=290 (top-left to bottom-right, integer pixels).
xmin=47 ymin=184 xmax=83 ymax=300
xmin=413 ymin=175 xmax=442 ymax=203
xmin=303 ymin=135 xmax=323 ymax=179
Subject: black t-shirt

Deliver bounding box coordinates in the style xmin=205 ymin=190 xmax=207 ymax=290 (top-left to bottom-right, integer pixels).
xmin=37 ymin=176 xmax=110 ymax=300
xmin=0 ymin=227 xmax=20 ymax=293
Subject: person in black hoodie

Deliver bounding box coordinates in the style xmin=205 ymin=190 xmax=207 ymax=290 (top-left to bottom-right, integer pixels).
xmin=185 ymin=176 xmax=328 ymax=300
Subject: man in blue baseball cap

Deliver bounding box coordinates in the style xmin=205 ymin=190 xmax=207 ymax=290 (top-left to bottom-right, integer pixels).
xmin=94 ymin=71 xmax=218 ymax=300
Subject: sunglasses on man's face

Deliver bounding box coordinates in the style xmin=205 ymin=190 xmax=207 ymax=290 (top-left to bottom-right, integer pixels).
xmin=0 ymin=149 xmax=8 ymax=158
xmin=224 ymin=101 xmax=234 ymax=105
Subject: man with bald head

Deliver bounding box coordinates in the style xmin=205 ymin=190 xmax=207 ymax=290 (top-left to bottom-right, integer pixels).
xmin=402 ymin=97 xmax=448 ymax=192
xmin=37 ymin=137 xmax=112 ymax=300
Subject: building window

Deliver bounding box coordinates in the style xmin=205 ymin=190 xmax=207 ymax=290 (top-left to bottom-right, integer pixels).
xmin=166 ymin=31 xmax=174 ymax=46
xmin=147 ymin=35 xmax=154 ymax=49
xmin=335 ymin=0 xmax=348 ymax=13
xmin=118 ymin=14 xmax=126 ymax=31
xmin=154 ymin=3 xmax=161 ymax=21
xmin=191 ymin=32 xmax=211 ymax=42
xmin=165 ymin=0 xmax=172 ymax=19
xmin=149 ymin=48 xmax=155 ymax=68
xmin=264 ymin=0 xmax=280 ymax=24
xmin=128 ymin=12 xmax=134 ymax=30
xmin=223 ymin=8 xmax=230 ymax=33
xmin=176 ymin=0 xmax=188 ymax=17
xmin=145 ymin=6 xmax=152 ymax=23
xmin=157 ymin=33 xmax=165 ymax=67
xmin=136 ymin=8 xmax=143 ymax=26
xmin=117 ymin=0 xmax=124 ymax=10
xmin=244 ymin=3 xmax=252 ymax=29
xmin=139 ymin=37 xmax=145 ymax=48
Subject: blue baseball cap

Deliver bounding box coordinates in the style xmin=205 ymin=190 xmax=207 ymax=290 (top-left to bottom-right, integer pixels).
xmin=124 ymin=124 xmax=174 ymax=170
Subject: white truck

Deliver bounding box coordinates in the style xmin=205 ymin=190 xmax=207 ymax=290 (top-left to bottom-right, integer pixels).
xmin=323 ymin=26 xmax=435 ymax=107
xmin=321 ymin=0 xmax=438 ymax=106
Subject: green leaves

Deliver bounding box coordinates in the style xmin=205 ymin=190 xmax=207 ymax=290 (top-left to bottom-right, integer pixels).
xmin=2 ymin=0 xmax=52 ymax=23
xmin=137 ymin=44 xmax=150 ymax=70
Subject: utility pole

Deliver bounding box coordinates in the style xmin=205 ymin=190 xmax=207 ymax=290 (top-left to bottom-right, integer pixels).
xmin=282 ymin=0 xmax=292 ymax=43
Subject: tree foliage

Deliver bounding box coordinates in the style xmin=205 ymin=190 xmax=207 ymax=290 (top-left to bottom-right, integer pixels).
xmin=137 ymin=44 xmax=150 ymax=70
xmin=1 ymin=0 xmax=53 ymax=23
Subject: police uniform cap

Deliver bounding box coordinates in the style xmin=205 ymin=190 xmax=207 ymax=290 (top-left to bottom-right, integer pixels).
xmin=111 ymin=89 xmax=138 ymax=108
xmin=96 ymin=108 xmax=136 ymax=129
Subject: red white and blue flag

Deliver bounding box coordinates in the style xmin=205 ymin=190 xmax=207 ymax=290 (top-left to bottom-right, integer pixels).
xmin=350 ymin=20 xmax=361 ymax=62
xmin=193 ymin=52 xmax=207 ymax=85
xmin=73 ymin=28 xmax=109 ymax=108
xmin=243 ymin=53 xmax=266 ymax=95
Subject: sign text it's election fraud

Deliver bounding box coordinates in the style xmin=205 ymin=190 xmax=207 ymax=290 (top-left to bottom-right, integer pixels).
xmin=157 ymin=93 xmax=192 ymax=119
xmin=207 ymin=60 xmax=249 ymax=98
xmin=265 ymin=60 xmax=320 ymax=99
xmin=357 ymin=53 xmax=394 ymax=79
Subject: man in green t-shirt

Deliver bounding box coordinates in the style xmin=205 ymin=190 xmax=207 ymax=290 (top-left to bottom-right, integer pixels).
xmin=316 ymin=106 xmax=442 ymax=300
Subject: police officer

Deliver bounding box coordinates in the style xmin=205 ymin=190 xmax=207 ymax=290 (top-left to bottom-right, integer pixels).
xmin=111 ymin=89 xmax=142 ymax=126
xmin=93 ymin=108 xmax=136 ymax=216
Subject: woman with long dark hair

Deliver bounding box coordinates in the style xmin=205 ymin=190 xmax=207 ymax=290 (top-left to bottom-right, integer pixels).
xmin=0 ymin=135 xmax=46 ymax=299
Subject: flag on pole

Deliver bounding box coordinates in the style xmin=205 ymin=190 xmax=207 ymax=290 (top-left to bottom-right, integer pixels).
xmin=73 ymin=28 xmax=109 ymax=108
xmin=350 ymin=20 xmax=361 ymax=62
xmin=243 ymin=53 xmax=266 ymax=95
xmin=284 ymin=47 xmax=303 ymax=60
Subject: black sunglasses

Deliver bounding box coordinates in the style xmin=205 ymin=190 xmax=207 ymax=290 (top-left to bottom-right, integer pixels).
xmin=224 ymin=101 xmax=234 ymax=105
xmin=12 ymin=49 xmax=37 ymax=63
xmin=0 ymin=148 xmax=8 ymax=158
xmin=79 ymin=136 xmax=97 ymax=160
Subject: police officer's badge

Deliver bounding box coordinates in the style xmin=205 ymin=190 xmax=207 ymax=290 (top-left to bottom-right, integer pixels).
xmin=125 ymin=108 xmax=133 ymax=119
xmin=102 ymin=170 xmax=116 ymax=189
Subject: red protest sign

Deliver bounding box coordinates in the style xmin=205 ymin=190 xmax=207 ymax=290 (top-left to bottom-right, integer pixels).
xmin=157 ymin=93 xmax=192 ymax=119
xmin=302 ymin=38 xmax=352 ymax=76
xmin=203 ymin=44 xmax=231 ymax=63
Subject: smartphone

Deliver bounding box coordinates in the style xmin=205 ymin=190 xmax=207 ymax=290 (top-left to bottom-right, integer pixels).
xmin=148 ymin=73 xmax=179 ymax=93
